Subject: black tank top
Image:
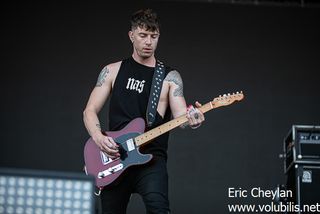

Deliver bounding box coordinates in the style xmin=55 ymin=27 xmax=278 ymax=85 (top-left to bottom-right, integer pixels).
xmin=109 ymin=57 xmax=173 ymax=159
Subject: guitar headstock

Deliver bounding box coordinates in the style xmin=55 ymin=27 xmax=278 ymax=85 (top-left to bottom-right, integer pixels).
xmin=212 ymin=91 xmax=244 ymax=107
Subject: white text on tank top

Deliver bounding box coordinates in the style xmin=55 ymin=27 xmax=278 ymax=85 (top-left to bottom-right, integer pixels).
xmin=126 ymin=77 xmax=146 ymax=93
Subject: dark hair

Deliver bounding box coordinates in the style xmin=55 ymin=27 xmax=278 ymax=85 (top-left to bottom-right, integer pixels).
xmin=131 ymin=9 xmax=160 ymax=32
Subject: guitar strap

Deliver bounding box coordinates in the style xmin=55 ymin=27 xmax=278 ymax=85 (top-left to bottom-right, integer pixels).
xmin=146 ymin=60 xmax=166 ymax=127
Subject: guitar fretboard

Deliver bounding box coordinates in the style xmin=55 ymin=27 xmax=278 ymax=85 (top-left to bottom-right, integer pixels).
xmin=134 ymin=92 xmax=244 ymax=147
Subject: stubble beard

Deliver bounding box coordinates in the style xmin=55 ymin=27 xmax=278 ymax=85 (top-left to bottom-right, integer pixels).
xmin=138 ymin=49 xmax=154 ymax=59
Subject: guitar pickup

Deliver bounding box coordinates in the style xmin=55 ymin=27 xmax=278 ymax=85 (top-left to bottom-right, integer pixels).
xmin=98 ymin=164 xmax=124 ymax=178
xmin=126 ymin=138 xmax=135 ymax=151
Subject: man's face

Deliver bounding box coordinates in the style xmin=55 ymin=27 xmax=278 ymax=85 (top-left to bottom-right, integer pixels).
xmin=129 ymin=26 xmax=160 ymax=58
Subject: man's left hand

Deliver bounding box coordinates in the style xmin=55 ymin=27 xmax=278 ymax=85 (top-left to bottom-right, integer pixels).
xmin=186 ymin=101 xmax=205 ymax=128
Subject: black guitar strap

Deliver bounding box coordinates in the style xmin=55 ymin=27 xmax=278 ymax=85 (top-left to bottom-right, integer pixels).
xmin=146 ymin=60 xmax=166 ymax=127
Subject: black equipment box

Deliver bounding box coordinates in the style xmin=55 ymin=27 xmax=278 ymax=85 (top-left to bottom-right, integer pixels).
xmin=286 ymin=165 xmax=320 ymax=213
xmin=284 ymin=125 xmax=320 ymax=174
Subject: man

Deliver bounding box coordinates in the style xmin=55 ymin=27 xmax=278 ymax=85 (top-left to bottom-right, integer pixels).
xmin=83 ymin=8 xmax=204 ymax=214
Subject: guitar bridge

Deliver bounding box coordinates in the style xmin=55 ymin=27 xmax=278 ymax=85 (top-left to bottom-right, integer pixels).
xmin=98 ymin=164 xmax=124 ymax=178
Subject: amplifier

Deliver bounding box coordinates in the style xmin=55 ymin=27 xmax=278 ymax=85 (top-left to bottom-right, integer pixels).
xmin=283 ymin=125 xmax=320 ymax=173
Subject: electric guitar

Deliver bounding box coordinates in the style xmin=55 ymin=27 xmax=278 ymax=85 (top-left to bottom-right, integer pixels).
xmin=84 ymin=92 xmax=244 ymax=188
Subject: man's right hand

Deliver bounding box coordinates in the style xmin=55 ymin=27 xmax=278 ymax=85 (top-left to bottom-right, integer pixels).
xmin=93 ymin=133 xmax=120 ymax=159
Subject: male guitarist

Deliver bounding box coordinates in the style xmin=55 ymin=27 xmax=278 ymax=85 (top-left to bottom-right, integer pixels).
xmin=83 ymin=8 xmax=205 ymax=214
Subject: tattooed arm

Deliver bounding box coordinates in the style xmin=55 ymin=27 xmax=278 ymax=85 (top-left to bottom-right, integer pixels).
xmin=83 ymin=65 xmax=112 ymax=135
xmin=83 ymin=62 xmax=121 ymax=158
xmin=165 ymin=70 xmax=187 ymax=119
xmin=165 ymin=70 xmax=205 ymax=128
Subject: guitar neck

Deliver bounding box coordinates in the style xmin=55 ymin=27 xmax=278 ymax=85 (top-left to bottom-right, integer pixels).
xmin=134 ymin=101 xmax=214 ymax=147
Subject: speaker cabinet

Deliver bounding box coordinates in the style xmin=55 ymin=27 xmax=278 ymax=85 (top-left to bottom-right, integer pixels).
xmin=286 ymin=165 xmax=320 ymax=213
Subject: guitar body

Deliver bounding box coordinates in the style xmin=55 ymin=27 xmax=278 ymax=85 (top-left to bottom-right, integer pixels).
xmin=84 ymin=118 xmax=152 ymax=188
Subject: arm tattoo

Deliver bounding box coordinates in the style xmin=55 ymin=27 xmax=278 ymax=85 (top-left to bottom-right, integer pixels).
xmin=164 ymin=70 xmax=184 ymax=97
xmin=96 ymin=123 xmax=101 ymax=130
xmin=96 ymin=66 xmax=109 ymax=87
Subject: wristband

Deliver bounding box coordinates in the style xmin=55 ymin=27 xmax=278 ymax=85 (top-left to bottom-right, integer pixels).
xmin=190 ymin=123 xmax=201 ymax=129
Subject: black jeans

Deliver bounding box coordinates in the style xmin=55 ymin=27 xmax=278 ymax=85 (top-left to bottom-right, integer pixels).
xmin=100 ymin=157 xmax=170 ymax=214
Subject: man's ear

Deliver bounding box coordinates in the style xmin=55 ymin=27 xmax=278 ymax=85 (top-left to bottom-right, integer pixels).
xmin=128 ymin=31 xmax=134 ymax=43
